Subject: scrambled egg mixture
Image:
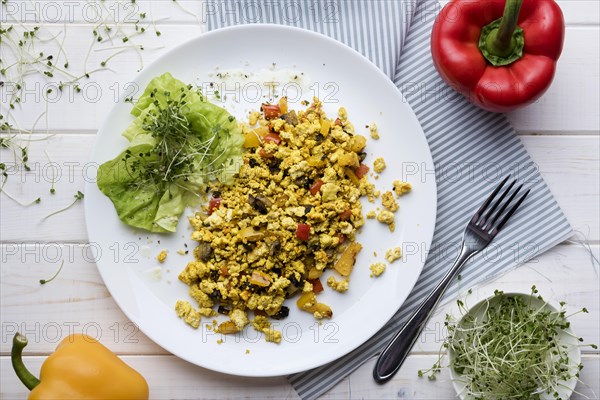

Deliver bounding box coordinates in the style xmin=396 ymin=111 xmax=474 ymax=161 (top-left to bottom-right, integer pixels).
xmin=175 ymin=98 xmax=371 ymax=339
xmin=175 ymin=97 xmax=412 ymax=343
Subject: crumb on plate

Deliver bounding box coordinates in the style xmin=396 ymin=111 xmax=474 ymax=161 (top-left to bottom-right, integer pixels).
xmin=369 ymin=123 xmax=379 ymax=139
xmin=175 ymin=300 xmax=201 ymax=329
xmin=327 ymin=276 xmax=349 ymax=293
xmin=373 ymin=157 xmax=386 ymax=173
xmin=157 ymin=250 xmax=168 ymax=263
xmin=377 ymin=210 xmax=395 ymax=232
xmin=385 ymin=247 xmax=402 ymax=263
xmin=381 ymin=191 xmax=399 ymax=212
xmin=393 ymin=180 xmax=412 ymax=196
xmin=370 ymin=262 xmax=386 ymax=277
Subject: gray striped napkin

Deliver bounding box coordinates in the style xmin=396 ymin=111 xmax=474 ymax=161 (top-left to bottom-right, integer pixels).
xmin=207 ymin=1 xmax=573 ymax=398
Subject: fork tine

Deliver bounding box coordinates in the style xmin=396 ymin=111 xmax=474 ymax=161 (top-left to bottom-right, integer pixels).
xmin=485 ymin=182 xmax=521 ymax=230
xmin=494 ymin=189 xmax=531 ymax=232
xmin=482 ymin=179 xmax=517 ymax=229
xmin=470 ymin=175 xmax=510 ymax=225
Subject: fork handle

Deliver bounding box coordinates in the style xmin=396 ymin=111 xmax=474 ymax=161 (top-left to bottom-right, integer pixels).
xmin=373 ymin=242 xmax=477 ymax=384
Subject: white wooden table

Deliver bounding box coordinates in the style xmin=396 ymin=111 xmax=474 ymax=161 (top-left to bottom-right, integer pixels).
xmin=1 ymin=1 xmax=598 ymax=398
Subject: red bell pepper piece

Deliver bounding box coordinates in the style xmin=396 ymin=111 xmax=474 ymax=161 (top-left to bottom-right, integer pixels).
xmin=258 ymin=148 xmax=273 ymax=158
xmin=354 ymin=163 xmax=369 ymax=179
xmin=431 ymin=0 xmax=564 ymax=112
xmin=339 ymin=209 xmax=352 ymax=221
xmin=262 ymin=104 xmax=281 ymax=120
xmin=295 ymin=224 xmax=310 ymax=241
xmin=208 ymin=198 xmax=221 ymax=215
xmin=263 ymin=133 xmax=281 ymax=145
xmin=308 ymin=278 xmax=324 ymax=293
xmin=310 ymin=179 xmax=324 ymax=195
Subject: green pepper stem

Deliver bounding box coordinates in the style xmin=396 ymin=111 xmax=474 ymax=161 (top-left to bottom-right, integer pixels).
xmin=495 ymin=0 xmax=524 ymax=53
xmin=478 ymin=0 xmax=525 ymax=66
xmin=11 ymin=333 xmax=40 ymax=391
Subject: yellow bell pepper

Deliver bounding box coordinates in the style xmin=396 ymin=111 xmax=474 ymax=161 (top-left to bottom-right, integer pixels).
xmin=12 ymin=332 xmax=149 ymax=400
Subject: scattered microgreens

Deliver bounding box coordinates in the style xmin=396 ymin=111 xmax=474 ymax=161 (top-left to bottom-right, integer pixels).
xmin=39 ymin=260 xmax=65 ymax=285
xmin=0 ymin=0 xmax=195 ymax=213
xmin=41 ymin=191 xmax=84 ymax=220
xmin=0 ymin=136 xmax=31 ymax=170
xmin=0 ymin=0 xmax=168 ymax=136
xmin=124 ymin=87 xmax=219 ymax=192
xmin=418 ymin=286 xmax=597 ymax=400
xmin=0 ymin=158 xmax=41 ymax=206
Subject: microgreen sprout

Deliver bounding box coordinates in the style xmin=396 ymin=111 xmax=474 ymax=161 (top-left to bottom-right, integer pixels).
xmin=171 ymin=0 xmax=202 ymax=25
xmin=0 ymin=137 xmax=42 ymax=205
xmin=419 ymin=286 xmax=597 ymax=399
xmin=39 ymin=260 xmax=64 ymax=285
xmin=42 ymin=191 xmax=84 ymax=220
xmin=44 ymin=150 xmax=56 ymax=194
xmin=0 ymin=177 xmax=41 ymax=206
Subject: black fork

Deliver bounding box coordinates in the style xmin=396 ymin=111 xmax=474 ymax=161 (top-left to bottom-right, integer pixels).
xmin=373 ymin=176 xmax=530 ymax=384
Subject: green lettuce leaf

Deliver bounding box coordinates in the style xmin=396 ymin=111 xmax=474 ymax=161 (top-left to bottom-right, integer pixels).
xmin=97 ymin=73 xmax=244 ymax=233
xmin=97 ymin=144 xmax=168 ymax=232
xmin=184 ymin=100 xmax=244 ymax=185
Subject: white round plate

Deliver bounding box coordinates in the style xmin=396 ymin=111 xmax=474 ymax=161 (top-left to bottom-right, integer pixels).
xmin=449 ymin=293 xmax=581 ymax=400
xmin=85 ymin=24 xmax=437 ymax=377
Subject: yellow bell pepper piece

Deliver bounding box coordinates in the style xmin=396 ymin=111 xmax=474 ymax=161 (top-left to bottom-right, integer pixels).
xmin=12 ymin=333 xmax=149 ymax=400
xmin=320 ymin=119 xmax=331 ymax=136
xmin=278 ymin=96 xmax=288 ymax=114
xmin=243 ymin=125 xmax=270 ymax=148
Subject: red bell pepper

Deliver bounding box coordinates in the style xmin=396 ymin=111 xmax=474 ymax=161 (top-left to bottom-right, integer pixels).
xmin=263 ymin=133 xmax=282 ymax=145
xmin=308 ymin=278 xmax=324 ymax=293
xmin=310 ymin=179 xmax=324 ymax=195
xmin=431 ymin=0 xmax=564 ymax=112
xmin=258 ymin=148 xmax=273 ymax=158
xmin=208 ymin=197 xmax=222 ymax=215
xmin=339 ymin=209 xmax=352 ymax=221
xmin=354 ymin=163 xmax=370 ymax=179
xmin=262 ymin=104 xmax=281 ymax=120
xmin=295 ymin=224 xmax=310 ymax=241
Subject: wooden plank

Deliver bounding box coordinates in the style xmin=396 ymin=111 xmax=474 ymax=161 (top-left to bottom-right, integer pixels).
xmin=0 ymin=242 xmax=166 ymax=355
xmin=521 ymin=135 xmax=600 ymax=241
xmin=6 ymin=0 xmax=600 ymax=26
xmin=0 ymin=134 xmax=93 ymax=243
xmin=324 ymin=355 xmax=600 ymax=400
xmin=1 ymin=243 xmax=597 ymax=355
xmin=1 ymin=134 xmax=597 ymax=242
xmin=555 ymin=0 xmax=600 ymax=25
xmin=0 ymin=354 xmax=298 ymax=400
xmin=507 ymin=27 xmax=600 ymax=134
xmin=0 ymin=354 xmax=598 ymax=399
xmin=0 ymin=25 xmax=198 ymax=133
xmin=1 ymin=23 xmax=598 ymax=133
xmin=1 ymin=0 xmax=206 ymax=25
